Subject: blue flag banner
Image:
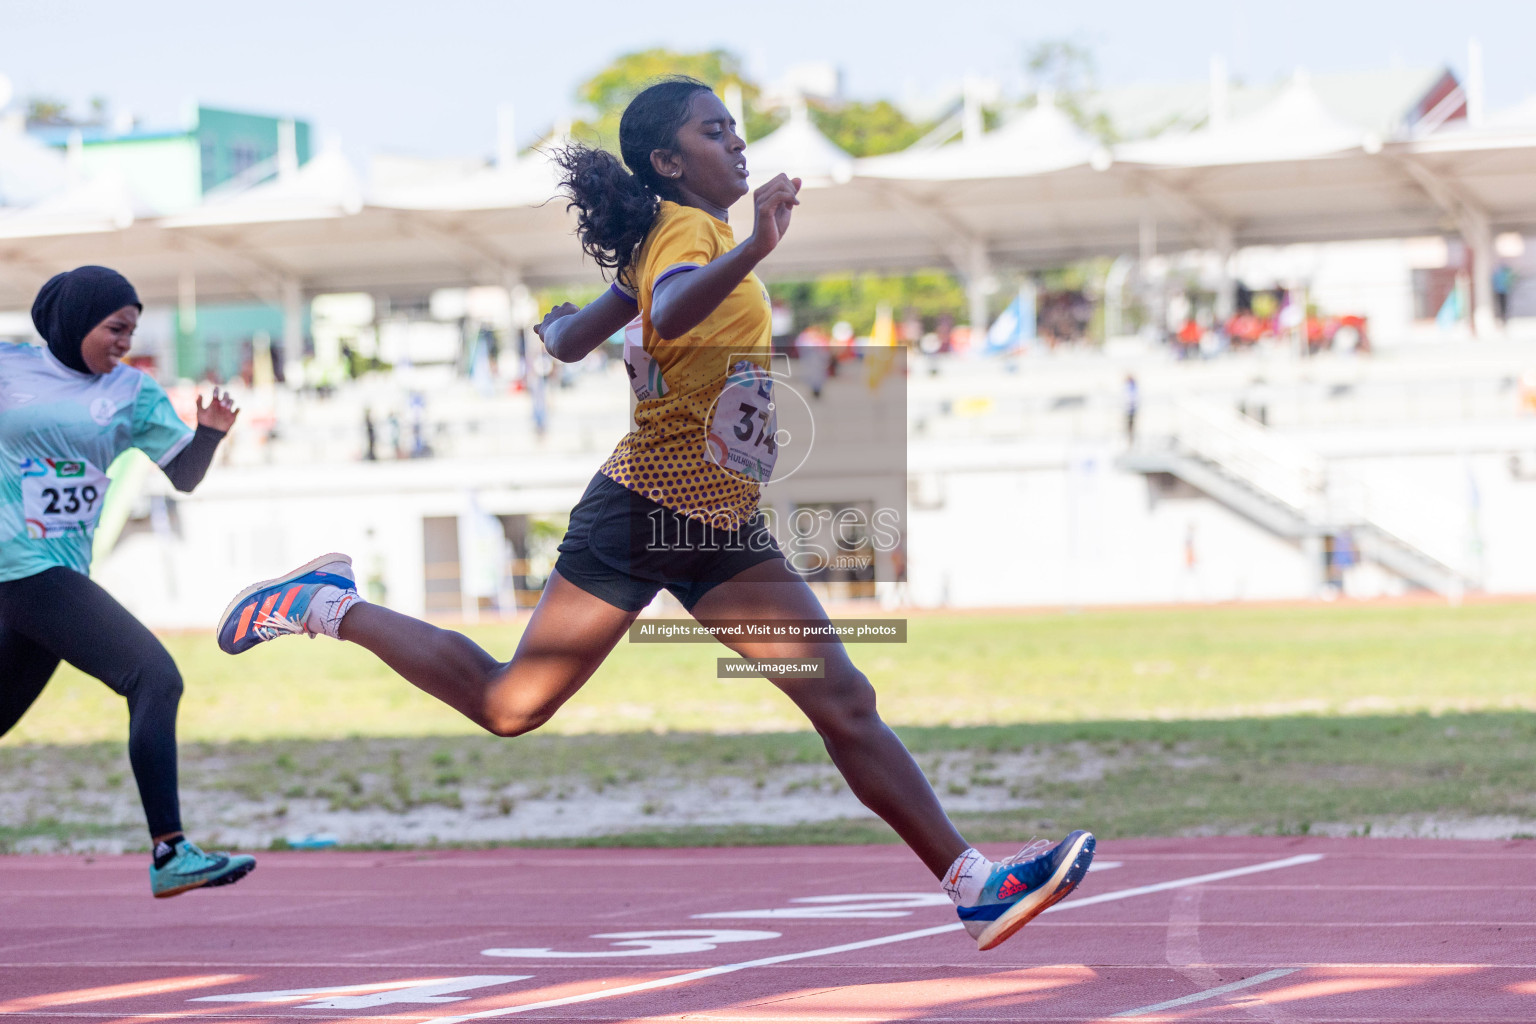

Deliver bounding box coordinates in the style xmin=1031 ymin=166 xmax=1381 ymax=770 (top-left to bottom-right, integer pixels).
xmin=986 ymin=285 xmax=1036 ymax=353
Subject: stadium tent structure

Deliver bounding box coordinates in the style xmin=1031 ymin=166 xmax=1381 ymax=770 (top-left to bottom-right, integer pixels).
xmin=1114 ymin=77 xmax=1368 ymax=166
xmin=771 ymin=97 xmax=1117 ymax=332
xmin=2 ymin=94 xmax=1536 ymax=343
xmin=1376 ymin=113 xmax=1536 ymax=331
xmin=362 ymin=144 xmax=596 ymax=327
xmin=739 ymin=103 xmax=854 ymax=187
xmin=859 ymin=95 xmax=1109 ymax=181
xmin=0 ymin=147 xmax=593 ymax=315
xmin=149 ymin=149 xmax=370 ymax=349
xmin=162 ymin=148 xmax=364 ymax=227
xmin=370 ymin=143 xmax=564 ymax=212
xmin=1104 ymin=76 xmax=1536 ymax=329
xmin=0 ymin=168 xmax=145 ymax=239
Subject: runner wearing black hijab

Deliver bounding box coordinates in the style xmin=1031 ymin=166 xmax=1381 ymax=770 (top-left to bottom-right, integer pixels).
xmin=0 ymin=266 xmax=254 ymax=897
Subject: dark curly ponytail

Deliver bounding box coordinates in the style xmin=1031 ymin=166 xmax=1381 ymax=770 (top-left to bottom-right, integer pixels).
xmin=555 ymin=76 xmax=712 ymax=291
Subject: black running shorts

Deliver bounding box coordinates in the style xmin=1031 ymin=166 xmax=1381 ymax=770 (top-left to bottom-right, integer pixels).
xmin=554 ymin=472 xmax=785 ymax=612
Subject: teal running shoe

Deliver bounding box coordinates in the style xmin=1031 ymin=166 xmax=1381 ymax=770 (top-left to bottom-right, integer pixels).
xmin=217 ymin=554 xmax=356 ymax=655
xmin=957 ymin=830 xmax=1095 ymax=950
xmin=150 ymin=839 xmax=256 ymax=898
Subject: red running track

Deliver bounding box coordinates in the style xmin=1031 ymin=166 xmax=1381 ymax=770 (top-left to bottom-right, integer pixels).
xmin=0 ymin=837 xmax=1531 ymax=1023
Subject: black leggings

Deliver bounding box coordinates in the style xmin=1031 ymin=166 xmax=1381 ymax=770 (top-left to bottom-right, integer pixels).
xmin=0 ymin=567 xmax=183 ymax=839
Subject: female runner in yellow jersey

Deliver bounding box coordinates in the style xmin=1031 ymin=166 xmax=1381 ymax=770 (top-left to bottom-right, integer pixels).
xmin=219 ymin=78 xmax=1092 ymax=951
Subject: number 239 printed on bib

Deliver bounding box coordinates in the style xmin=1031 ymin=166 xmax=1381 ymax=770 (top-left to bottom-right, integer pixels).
xmin=707 ymin=360 xmax=778 ymax=483
xmin=20 ymin=457 xmax=109 ymax=538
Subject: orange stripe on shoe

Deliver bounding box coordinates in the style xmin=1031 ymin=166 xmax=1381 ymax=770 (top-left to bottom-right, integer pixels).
xmin=236 ymin=603 xmax=256 ymax=638
xmin=254 ymin=591 xmax=280 ymax=627
xmin=275 ymin=585 xmax=300 ymax=619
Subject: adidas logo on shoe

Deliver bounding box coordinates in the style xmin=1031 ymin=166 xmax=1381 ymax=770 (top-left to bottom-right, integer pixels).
xmin=996 ymin=872 xmax=1026 ymax=901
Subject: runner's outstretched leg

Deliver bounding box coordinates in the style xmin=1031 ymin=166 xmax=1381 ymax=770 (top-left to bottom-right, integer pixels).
xmin=220 ymin=557 xmax=637 ymax=736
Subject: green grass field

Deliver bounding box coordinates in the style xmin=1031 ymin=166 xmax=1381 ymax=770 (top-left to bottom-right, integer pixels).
xmin=3 ymin=602 xmax=1534 ymax=850
xmin=11 ymin=602 xmax=1536 ymax=743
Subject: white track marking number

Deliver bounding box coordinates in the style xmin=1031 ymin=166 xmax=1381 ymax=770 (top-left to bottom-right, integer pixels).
xmin=192 ymin=976 xmax=531 ymax=1008
xmin=694 ymin=893 xmax=952 ymax=920
xmin=482 ymin=929 xmax=780 ymax=958
xmin=692 ymin=871 xmax=1121 ymax=923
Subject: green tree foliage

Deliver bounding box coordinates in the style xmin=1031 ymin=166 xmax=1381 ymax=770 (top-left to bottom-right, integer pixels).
xmin=1023 ymin=39 xmax=1116 ymax=143
xmin=569 ymin=49 xmax=782 ymax=152
xmin=24 ymin=95 xmax=109 ymax=129
xmin=809 ymin=99 xmax=931 ymax=158
xmin=773 ymin=270 xmax=969 ymax=334
xmin=25 ymin=96 xmax=71 ymax=127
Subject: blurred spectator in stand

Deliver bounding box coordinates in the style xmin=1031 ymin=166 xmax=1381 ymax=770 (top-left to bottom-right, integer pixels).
xmin=1182 ymin=521 xmax=1199 ymax=601
xmin=899 ymin=308 xmax=922 ymax=349
xmin=770 ymin=298 xmax=795 ymax=354
xmin=238 ymin=339 xmax=255 ymax=387
xmin=530 ymin=367 xmax=548 ymax=438
xmin=917 ymin=330 xmax=944 ymax=376
xmin=1175 ymin=319 xmax=1202 ymax=359
xmin=269 ymin=339 xmax=286 ymax=383
xmin=362 ymin=407 xmax=377 ymax=461
xmin=526 ymin=343 xmax=551 ymax=438
xmin=1494 ymin=263 xmax=1515 ymax=325
xmin=830 ymin=321 xmax=855 ymax=378
xmin=1123 ymin=374 xmax=1139 ymax=445
xmin=407 ymin=391 xmax=430 ymax=458
xmin=512 ymin=326 xmax=528 ymax=386
xmin=1325 ymin=530 xmax=1359 ymax=594
xmin=1339 ymin=315 xmax=1371 ymax=354
xmin=1199 ymin=315 xmax=1225 ymax=359
xmin=795 ymin=324 xmax=831 ymax=399
xmin=387 ymin=411 xmax=403 ymax=459
xmin=1278 ymin=294 xmax=1305 ymax=352
xmin=1227 ymin=310 xmax=1264 ymax=348
xmin=935 ymin=313 xmax=955 ymax=353
xmin=480 ymin=325 xmax=500 ymax=375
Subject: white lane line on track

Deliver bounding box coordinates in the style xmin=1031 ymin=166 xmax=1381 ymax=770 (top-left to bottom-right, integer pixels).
xmin=1108 ymin=968 xmax=1299 ymax=1017
xmin=420 ymin=853 xmax=1324 ymax=1024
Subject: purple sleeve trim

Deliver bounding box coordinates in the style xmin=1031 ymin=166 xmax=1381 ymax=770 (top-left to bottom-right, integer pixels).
xmin=653 ymin=263 xmax=701 ymax=289
xmin=608 ymin=282 xmax=638 ymax=304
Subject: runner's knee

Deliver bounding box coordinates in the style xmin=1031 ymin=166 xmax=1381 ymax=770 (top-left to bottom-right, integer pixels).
xmin=120 ymin=648 xmax=183 ymax=708
xmin=804 ymin=669 xmax=880 ymax=740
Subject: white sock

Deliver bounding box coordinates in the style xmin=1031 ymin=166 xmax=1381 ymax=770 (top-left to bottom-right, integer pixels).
xmin=941 ymin=847 xmax=991 ymax=906
xmin=305 ymin=585 xmax=363 ymax=639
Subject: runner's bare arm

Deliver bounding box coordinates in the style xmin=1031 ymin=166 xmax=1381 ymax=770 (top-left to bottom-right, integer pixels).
xmin=651 ymin=174 xmax=800 ymax=341
xmin=537 ymin=289 xmax=636 ymax=362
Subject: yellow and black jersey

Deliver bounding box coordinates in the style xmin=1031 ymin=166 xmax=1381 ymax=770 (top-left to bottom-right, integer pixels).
xmin=601 ymin=200 xmax=774 ymax=531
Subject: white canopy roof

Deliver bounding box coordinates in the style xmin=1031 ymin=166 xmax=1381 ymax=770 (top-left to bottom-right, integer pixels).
xmin=160 ymin=149 xmax=364 ymax=227
xmin=859 ymin=95 xmax=1108 ymax=180
xmin=371 ymin=145 xmax=565 ymax=212
xmin=742 ymin=105 xmax=853 ymax=186
xmin=0 ymin=169 xmax=146 ymax=239
xmin=1116 ymin=77 xmax=1367 ymax=167
xmin=1 ymin=96 xmax=1535 ymax=310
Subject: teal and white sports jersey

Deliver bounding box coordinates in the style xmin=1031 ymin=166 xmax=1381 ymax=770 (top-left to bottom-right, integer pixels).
xmin=0 ymin=342 xmax=193 ymax=581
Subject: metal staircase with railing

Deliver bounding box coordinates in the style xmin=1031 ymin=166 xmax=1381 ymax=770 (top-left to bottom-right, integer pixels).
xmin=1119 ymin=400 xmax=1477 ymax=597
